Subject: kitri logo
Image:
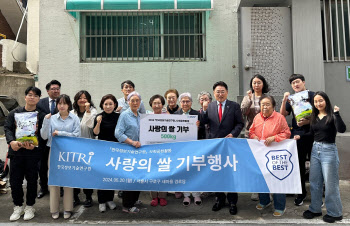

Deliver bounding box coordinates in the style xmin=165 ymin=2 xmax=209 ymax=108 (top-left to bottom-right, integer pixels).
xmin=265 ymin=150 xmax=293 ymax=181
xmin=58 ymin=151 xmax=94 ymax=165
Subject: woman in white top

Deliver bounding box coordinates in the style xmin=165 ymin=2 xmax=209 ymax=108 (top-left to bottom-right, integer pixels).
xmin=71 ymin=90 xmax=97 ymax=208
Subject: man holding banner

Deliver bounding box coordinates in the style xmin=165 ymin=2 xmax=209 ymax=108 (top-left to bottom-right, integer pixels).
xmin=200 ymin=81 xmax=244 ymax=215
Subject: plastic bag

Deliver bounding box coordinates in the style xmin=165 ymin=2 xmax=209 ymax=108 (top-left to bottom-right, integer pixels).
xmin=288 ymin=90 xmax=312 ymax=122
xmin=14 ymin=112 xmax=38 ymax=146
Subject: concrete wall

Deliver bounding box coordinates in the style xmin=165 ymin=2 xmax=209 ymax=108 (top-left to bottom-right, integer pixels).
xmin=26 ymin=0 xmax=39 ymax=74
xmin=0 ymin=74 xmax=34 ymax=107
xmin=291 ymin=0 xmax=325 ymax=92
xmin=38 ymin=0 xmax=241 ymax=111
xmin=0 ymin=39 xmax=26 ymax=71
xmin=324 ymin=62 xmax=350 ymax=128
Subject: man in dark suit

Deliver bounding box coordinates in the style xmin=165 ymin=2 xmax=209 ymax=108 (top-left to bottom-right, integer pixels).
xmin=200 ymin=81 xmax=244 ymax=215
xmin=36 ymin=80 xmax=61 ymax=198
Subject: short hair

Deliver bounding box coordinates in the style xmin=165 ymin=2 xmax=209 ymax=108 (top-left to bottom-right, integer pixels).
xmin=25 ymin=86 xmax=41 ymax=96
xmin=164 ymin=89 xmax=179 ymax=99
xmin=127 ymin=91 xmax=141 ymax=101
xmin=259 ymin=95 xmax=276 ymax=108
xmin=213 ymin=81 xmax=228 ymax=91
xmin=197 ymin=91 xmax=212 ymax=103
xmin=289 ymin=74 xmax=305 ymax=84
xmin=73 ymin=90 xmax=95 ymax=113
xmin=149 ymin=94 xmax=165 ymax=107
xmin=99 ymin=94 xmax=118 ymax=110
xmin=250 ymin=74 xmax=270 ymax=94
xmin=45 ymin=80 xmax=61 ymax=91
xmin=55 ymin=94 xmax=73 ymax=112
xmin=121 ymin=80 xmax=135 ymax=89
xmin=179 ymin=92 xmax=192 ymax=102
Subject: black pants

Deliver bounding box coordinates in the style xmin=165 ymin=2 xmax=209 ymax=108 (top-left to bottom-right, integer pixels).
xmin=38 ymin=146 xmax=50 ymax=191
xmin=296 ymin=135 xmax=313 ymax=195
xmin=122 ymin=191 xmax=140 ymax=208
xmin=97 ymin=190 xmax=114 ymax=204
xmin=215 ymin=192 xmax=238 ymax=205
xmin=74 ymin=188 xmax=93 ymax=200
xmin=10 ymin=155 xmax=40 ymax=206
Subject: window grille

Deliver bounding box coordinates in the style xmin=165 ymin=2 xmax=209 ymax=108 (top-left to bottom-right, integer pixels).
xmin=80 ymin=12 xmax=206 ymax=62
xmin=322 ymin=0 xmax=350 ymax=62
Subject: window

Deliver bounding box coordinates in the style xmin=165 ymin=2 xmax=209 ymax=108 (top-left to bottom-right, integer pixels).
xmin=80 ymin=12 xmax=206 ymax=62
xmin=322 ymin=0 xmax=350 ymax=62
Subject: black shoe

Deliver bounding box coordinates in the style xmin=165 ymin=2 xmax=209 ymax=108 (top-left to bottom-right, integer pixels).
xmin=303 ymin=210 xmax=322 ymax=219
xmin=294 ymin=193 xmax=306 ymax=206
xmin=37 ymin=189 xmax=49 ymax=199
xmin=323 ymin=214 xmax=342 ymax=223
xmin=229 ymin=204 xmax=238 ymax=215
xmin=60 ymin=187 xmax=64 ymax=197
xmin=83 ymin=199 xmax=93 ymax=208
xmin=212 ymin=201 xmax=225 ymax=211
xmin=73 ymin=198 xmax=81 ymax=208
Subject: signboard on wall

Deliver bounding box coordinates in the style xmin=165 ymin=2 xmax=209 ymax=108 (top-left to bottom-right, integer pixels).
xmin=347 ymin=66 xmax=350 ymax=81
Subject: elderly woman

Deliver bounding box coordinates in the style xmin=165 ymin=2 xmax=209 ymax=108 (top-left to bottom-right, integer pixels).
xmin=164 ymin=89 xmax=180 ymax=114
xmin=241 ymin=74 xmax=269 ymax=201
xmin=249 ymin=95 xmax=291 ymax=217
xmin=197 ymin=91 xmax=212 ymax=139
xmin=175 ymin=92 xmax=203 ymax=206
xmin=115 ymin=91 xmax=142 ymax=213
xmin=148 ymin=95 xmax=168 ymax=206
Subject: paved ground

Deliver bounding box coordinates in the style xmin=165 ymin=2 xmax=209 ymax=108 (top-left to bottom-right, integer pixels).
xmin=0 ymin=180 xmax=350 ymax=225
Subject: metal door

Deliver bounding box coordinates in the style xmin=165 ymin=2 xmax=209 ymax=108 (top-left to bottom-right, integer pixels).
xmin=240 ymin=7 xmax=293 ymax=102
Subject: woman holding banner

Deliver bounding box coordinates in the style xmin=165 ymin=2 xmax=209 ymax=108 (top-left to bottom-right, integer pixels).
xmin=41 ymin=94 xmax=80 ymax=219
xmin=93 ymin=94 xmax=119 ymax=213
xmin=71 ymin=90 xmax=97 ymax=208
xmin=241 ymin=74 xmax=269 ymax=201
xmin=175 ymin=92 xmax=203 ymax=206
xmin=249 ymin=95 xmax=290 ymax=217
xmin=295 ymin=91 xmax=346 ymax=223
xmin=115 ymin=91 xmax=142 ymax=213
xmin=148 ymin=94 xmax=168 ymax=206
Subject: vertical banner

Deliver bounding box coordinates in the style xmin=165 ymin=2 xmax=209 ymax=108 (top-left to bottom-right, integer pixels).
xmin=139 ymin=114 xmax=198 ymax=145
xmin=49 ymin=137 xmax=301 ymax=194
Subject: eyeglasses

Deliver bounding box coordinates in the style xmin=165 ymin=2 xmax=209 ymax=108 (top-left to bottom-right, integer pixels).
xmin=181 ymin=100 xmax=191 ymax=104
xmin=50 ymin=88 xmax=60 ymax=91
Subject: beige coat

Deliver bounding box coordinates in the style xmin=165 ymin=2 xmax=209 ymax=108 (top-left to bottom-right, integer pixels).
xmin=240 ymin=94 xmax=266 ymax=137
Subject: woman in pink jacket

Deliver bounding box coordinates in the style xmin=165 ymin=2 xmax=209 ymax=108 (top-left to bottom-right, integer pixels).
xmin=249 ymin=95 xmax=291 ymax=217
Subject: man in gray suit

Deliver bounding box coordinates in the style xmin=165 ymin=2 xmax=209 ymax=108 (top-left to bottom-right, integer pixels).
xmin=200 ymin=81 xmax=244 ymax=215
xmin=36 ymin=80 xmax=61 ymax=198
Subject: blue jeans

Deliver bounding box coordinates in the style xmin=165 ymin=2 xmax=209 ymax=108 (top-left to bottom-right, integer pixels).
xmin=259 ymin=193 xmax=286 ymax=211
xmin=309 ymin=142 xmax=342 ymax=217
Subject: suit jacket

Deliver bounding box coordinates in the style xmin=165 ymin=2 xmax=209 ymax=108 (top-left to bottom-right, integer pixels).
xmin=37 ymin=97 xmax=58 ymax=115
xmin=200 ymin=99 xmax=244 ymax=139
xmin=175 ymin=108 xmax=205 ymax=139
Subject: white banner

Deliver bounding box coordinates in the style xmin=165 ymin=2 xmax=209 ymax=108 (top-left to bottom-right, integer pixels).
xmin=140 ymin=114 xmax=198 ymax=145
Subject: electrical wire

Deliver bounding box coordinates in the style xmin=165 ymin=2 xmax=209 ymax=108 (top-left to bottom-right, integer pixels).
xmin=11 ymin=2 xmax=28 ymax=62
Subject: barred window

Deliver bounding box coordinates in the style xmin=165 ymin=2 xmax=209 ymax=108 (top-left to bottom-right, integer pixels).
xmin=322 ymin=0 xmax=350 ymax=62
xmin=80 ymin=12 xmax=206 ymax=62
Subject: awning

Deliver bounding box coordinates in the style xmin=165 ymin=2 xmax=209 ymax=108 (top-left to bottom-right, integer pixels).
xmin=65 ymin=0 xmax=214 ymax=12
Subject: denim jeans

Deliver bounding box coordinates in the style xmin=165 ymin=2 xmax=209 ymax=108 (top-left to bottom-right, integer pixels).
xmin=259 ymin=193 xmax=286 ymax=211
xmin=309 ymin=142 xmax=342 ymax=217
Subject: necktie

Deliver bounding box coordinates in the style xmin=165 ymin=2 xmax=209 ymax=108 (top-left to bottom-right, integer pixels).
xmin=219 ymin=103 xmax=222 ymax=122
xmin=50 ymin=99 xmax=56 ymax=114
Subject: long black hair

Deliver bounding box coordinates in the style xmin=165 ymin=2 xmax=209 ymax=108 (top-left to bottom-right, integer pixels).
xmin=73 ymin=90 xmax=95 ymax=113
xmin=310 ymin=91 xmax=333 ymax=125
xmin=250 ymin=74 xmax=270 ymax=94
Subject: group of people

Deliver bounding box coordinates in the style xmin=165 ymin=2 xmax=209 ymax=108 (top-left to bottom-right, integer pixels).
xmin=4 ymin=75 xmax=346 ymax=223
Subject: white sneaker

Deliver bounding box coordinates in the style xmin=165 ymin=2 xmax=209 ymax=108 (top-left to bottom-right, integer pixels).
xmin=10 ymin=206 xmax=24 ymax=221
xmin=23 ymin=206 xmax=35 ymax=221
xmin=106 ymin=201 xmax=117 ymax=210
xmin=251 ymin=193 xmax=259 ymax=201
xmin=99 ymin=203 xmax=106 ymax=213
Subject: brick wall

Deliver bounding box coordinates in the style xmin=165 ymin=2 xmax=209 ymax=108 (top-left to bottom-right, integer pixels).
xmin=0 ymin=11 xmax=16 ymax=40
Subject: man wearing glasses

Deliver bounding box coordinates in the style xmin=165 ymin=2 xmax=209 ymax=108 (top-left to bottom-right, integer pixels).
xmin=36 ymin=80 xmax=61 ymax=199
xmin=200 ymin=81 xmax=244 ymax=215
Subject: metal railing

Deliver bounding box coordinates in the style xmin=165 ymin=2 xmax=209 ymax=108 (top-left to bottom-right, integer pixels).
xmin=80 ymin=12 xmax=206 ymax=62
xmin=322 ymin=0 xmax=350 ymax=62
